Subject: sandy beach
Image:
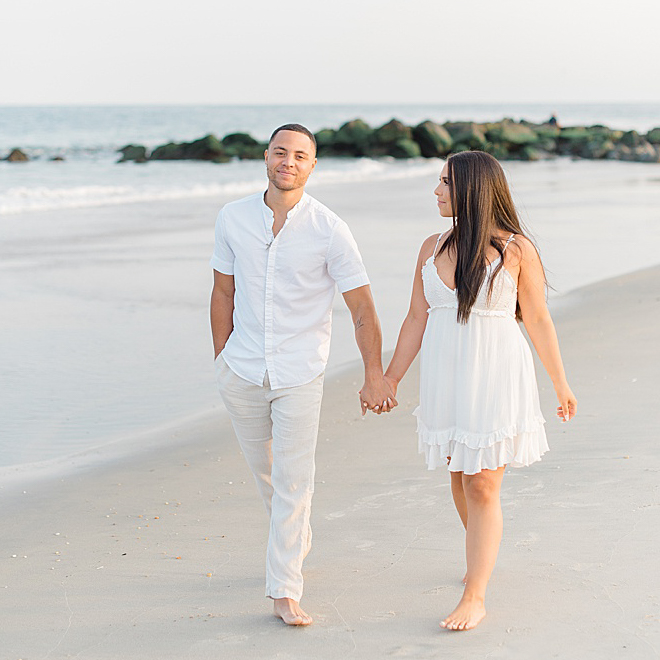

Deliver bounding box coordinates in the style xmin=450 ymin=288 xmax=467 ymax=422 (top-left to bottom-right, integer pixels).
xmin=3 ymin=158 xmax=660 ymax=472
xmin=2 ymin=261 xmax=659 ymax=659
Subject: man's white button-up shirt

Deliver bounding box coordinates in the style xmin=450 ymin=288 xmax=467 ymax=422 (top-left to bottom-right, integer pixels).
xmin=210 ymin=191 xmax=370 ymax=390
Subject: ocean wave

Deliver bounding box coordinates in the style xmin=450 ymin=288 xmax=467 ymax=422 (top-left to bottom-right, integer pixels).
xmin=0 ymin=158 xmax=443 ymax=215
xmin=0 ymin=180 xmax=265 ymax=215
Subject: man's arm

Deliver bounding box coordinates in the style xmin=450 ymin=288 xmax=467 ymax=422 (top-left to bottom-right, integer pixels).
xmin=342 ymin=285 xmax=397 ymax=415
xmin=210 ymin=270 xmax=235 ymax=358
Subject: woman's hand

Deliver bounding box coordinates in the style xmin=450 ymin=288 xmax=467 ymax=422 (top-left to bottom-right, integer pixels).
xmin=383 ymin=374 xmax=399 ymax=399
xmin=359 ymin=376 xmax=398 ymax=415
xmin=555 ymin=383 xmax=577 ymax=422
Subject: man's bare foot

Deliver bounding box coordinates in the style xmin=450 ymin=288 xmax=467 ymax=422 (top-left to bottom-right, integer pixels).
xmin=273 ymin=598 xmax=313 ymax=626
xmin=440 ymin=594 xmax=486 ymax=631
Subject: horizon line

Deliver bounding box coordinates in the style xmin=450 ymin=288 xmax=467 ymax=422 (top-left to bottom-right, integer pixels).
xmin=1 ymin=100 xmax=660 ymax=108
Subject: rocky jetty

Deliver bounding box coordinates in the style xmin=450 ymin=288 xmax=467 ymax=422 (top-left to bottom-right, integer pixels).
xmin=117 ymin=133 xmax=267 ymax=164
xmin=6 ymin=118 xmax=660 ymax=165
xmin=116 ymin=117 xmax=660 ymax=164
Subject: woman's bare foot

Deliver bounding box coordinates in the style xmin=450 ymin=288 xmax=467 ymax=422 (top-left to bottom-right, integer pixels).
xmin=273 ymin=598 xmax=313 ymax=626
xmin=461 ymin=572 xmax=467 ymax=585
xmin=440 ymin=594 xmax=486 ymax=631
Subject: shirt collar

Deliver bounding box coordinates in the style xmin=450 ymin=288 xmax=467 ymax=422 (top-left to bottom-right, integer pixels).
xmin=261 ymin=191 xmax=309 ymax=221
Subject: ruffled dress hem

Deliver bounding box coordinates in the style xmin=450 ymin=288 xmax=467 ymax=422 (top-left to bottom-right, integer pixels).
xmin=413 ymin=407 xmax=548 ymax=475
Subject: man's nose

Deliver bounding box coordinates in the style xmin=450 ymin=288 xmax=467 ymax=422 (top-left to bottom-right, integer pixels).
xmin=282 ymin=154 xmax=295 ymax=167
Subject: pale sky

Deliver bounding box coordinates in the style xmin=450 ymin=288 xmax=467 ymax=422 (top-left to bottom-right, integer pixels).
xmin=2 ymin=0 xmax=659 ymax=105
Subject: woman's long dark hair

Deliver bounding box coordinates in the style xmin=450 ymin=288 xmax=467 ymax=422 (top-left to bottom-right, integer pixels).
xmin=437 ymin=150 xmax=543 ymax=323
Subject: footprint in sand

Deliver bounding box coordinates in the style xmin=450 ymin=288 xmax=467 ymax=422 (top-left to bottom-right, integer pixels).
xmin=518 ymin=481 xmax=544 ymax=494
xmin=515 ymin=531 xmax=539 ymax=548
xmin=325 ymin=511 xmax=346 ymax=519
xmin=388 ymin=644 xmax=442 ymax=657
xmin=551 ymin=501 xmax=602 ymax=508
xmin=361 ymin=611 xmax=396 ymax=622
xmin=422 ymin=585 xmax=451 ymax=595
xmin=356 ymin=541 xmax=376 ymax=550
xmin=214 ymin=633 xmax=249 ymax=644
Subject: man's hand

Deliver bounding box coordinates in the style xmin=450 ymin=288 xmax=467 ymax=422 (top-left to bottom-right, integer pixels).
xmin=359 ymin=376 xmax=398 ymax=416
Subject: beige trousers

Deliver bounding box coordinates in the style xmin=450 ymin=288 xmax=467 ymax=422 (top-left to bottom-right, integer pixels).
xmin=215 ymin=356 xmax=324 ymax=601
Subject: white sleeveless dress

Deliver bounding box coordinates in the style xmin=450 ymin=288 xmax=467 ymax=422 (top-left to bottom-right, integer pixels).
xmin=414 ymin=234 xmax=548 ymax=475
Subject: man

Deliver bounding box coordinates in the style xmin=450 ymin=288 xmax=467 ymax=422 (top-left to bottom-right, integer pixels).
xmin=210 ymin=124 xmax=396 ymax=626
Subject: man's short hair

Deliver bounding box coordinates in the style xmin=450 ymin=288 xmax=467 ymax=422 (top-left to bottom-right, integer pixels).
xmin=268 ymin=124 xmax=317 ymax=155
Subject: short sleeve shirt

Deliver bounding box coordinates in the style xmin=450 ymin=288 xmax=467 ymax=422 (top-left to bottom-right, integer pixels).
xmin=210 ymin=191 xmax=370 ymax=389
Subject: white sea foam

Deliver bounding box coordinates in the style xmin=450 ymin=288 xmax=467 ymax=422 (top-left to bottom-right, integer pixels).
xmin=0 ymin=180 xmax=265 ymax=215
xmin=0 ymin=158 xmax=443 ymax=215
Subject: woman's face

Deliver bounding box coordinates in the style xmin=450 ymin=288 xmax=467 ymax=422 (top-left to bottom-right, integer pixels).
xmin=434 ymin=163 xmax=453 ymax=217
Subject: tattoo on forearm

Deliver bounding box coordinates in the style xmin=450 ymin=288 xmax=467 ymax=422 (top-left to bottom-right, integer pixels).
xmin=354 ymin=317 xmax=364 ymax=331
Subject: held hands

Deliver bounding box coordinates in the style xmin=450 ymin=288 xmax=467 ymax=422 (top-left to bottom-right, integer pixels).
xmin=555 ymin=383 xmax=577 ymax=422
xmin=359 ymin=375 xmax=398 ymax=416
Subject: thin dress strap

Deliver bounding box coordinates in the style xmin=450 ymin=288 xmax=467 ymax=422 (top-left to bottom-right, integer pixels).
xmin=502 ymin=233 xmax=515 ymax=252
xmin=431 ymin=231 xmax=445 ymax=259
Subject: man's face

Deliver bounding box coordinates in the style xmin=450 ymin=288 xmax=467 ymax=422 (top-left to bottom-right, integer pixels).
xmin=265 ymin=130 xmax=317 ymax=192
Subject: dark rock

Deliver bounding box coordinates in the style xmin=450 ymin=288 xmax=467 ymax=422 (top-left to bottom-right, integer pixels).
xmin=182 ymin=134 xmax=228 ymax=161
xmin=620 ymin=130 xmax=643 ymax=149
xmin=451 ymin=142 xmax=471 ymax=154
xmin=4 ymin=148 xmax=29 ymax=162
xmin=237 ymin=144 xmax=267 ymax=160
xmin=412 ymin=120 xmax=452 ymax=158
xmin=222 ymin=134 xmax=264 ymax=159
xmin=222 ymin=133 xmax=258 ymax=148
xmin=536 ymin=138 xmax=557 ymax=152
xmin=118 ymin=144 xmax=148 ymax=163
xmin=484 ymin=142 xmax=510 ymax=160
xmin=443 ymin=122 xmax=487 ymax=150
xmin=149 ymin=141 xmax=187 ymax=160
xmin=387 ymin=138 xmax=421 ymax=159
xmin=364 ymin=121 xmax=416 ymax=158
xmin=314 ymin=129 xmax=336 ymax=156
xmin=634 ymin=143 xmax=659 ymax=162
xmin=610 ymin=145 xmax=633 ymax=160
xmin=556 ymin=127 xmax=588 ymax=154
xmin=618 ymin=140 xmax=660 ymax=162
xmin=50 ymin=156 xmax=65 ymax=162
xmin=579 ymin=139 xmax=616 ymax=160
xmin=150 ymin=135 xmax=231 ymax=162
xmin=646 ymin=128 xmax=660 ymax=145
xmin=518 ymin=146 xmax=544 ymax=161
xmin=485 ymin=120 xmax=538 ymax=148
xmin=525 ymin=121 xmax=561 ymax=140
xmin=314 ymin=128 xmax=335 ymax=147
xmin=332 ymin=119 xmax=373 ymax=156
xmin=373 ymin=119 xmax=412 ymax=145
xmin=557 ymin=126 xmax=614 ymax=157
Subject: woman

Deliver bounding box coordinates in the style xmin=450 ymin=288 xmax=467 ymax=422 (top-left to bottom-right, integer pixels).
xmin=383 ymin=151 xmax=577 ymax=630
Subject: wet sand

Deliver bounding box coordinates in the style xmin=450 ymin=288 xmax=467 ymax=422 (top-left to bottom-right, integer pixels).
xmin=2 ymin=264 xmax=659 ymax=659
xmin=3 ymin=158 xmax=660 ymax=470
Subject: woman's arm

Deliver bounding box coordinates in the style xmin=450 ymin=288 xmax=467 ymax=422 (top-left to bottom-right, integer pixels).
xmin=383 ymin=235 xmax=436 ymax=395
xmin=516 ymin=236 xmax=577 ymax=422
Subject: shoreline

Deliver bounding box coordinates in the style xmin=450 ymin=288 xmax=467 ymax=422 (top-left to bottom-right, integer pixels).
xmin=2 ymin=262 xmax=659 ymax=658
xmin=1 ymin=260 xmax=656 ymax=487
xmin=4 ymin=159 xmax=660 ymax=481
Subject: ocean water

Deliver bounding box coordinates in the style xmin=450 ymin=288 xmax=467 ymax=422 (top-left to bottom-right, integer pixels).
xmin=1 ymin=103 xmax=659 ymax=215
xmin=1 ymin=104 xmax=660 ymax=478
